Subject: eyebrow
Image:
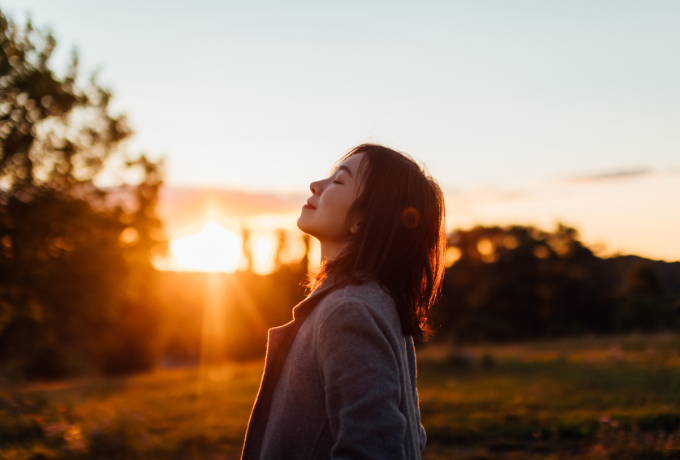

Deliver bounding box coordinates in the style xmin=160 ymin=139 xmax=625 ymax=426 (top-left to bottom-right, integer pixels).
xmin=336 ymin=165 xmax=353 ymax=178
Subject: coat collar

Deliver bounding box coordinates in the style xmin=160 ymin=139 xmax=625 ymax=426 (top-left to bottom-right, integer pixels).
xmin=291 ymin=277 xmax=337 ymax=320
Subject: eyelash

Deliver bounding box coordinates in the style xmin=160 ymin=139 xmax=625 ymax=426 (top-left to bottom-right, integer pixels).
xmin=333 ymin=180 xmax=342 ymax=185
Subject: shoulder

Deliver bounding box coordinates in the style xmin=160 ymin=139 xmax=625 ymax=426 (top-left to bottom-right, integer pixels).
xmin=314 ymin=281 xmax=401 ymax=336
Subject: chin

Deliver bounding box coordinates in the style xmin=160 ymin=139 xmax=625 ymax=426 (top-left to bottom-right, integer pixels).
xmin=296 ymin=214 xmax=312 ymax=235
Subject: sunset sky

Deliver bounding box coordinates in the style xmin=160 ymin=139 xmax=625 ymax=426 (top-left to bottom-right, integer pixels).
xmin=2 ymin=0 xmax=679 ymax=262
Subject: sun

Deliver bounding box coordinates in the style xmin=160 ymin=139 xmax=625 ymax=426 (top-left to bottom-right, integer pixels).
xmin=171 ymin=221 xmax=242 ymax=272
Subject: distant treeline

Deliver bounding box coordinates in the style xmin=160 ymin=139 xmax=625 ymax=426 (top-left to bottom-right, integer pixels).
xmin=431 ymin=224 xmax=680 ymax=343
xmin=150 ymin=224 xmax=680 ymax=373
xmin=4 ymin=212 xmax=680 ymax=380
xmin=153 ymin=222 xmax=680 ymax=359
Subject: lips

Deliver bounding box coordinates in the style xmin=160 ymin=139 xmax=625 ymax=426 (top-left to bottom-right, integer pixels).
xmin=303 ymin=199 xmax=317 ymax=210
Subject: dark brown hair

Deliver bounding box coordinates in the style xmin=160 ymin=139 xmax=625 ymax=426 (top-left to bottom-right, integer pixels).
xmin=309 ymin=144 xmax=446 ymax=340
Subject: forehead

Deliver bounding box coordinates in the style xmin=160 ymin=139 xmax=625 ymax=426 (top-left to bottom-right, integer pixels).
xmin=335 ymin=152 xmax=366 ymax=176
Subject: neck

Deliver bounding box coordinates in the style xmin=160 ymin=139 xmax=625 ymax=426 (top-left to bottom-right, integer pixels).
xmin=319 ymin=239 xmax=349 ymax=264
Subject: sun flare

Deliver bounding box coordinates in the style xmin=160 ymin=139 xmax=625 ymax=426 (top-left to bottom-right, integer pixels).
xmin=171 ymin=221 xmax=242 ymax=272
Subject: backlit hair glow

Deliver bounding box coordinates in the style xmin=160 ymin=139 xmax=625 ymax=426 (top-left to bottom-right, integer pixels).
xmin=308 ymin=144 xmax=446 ymax=340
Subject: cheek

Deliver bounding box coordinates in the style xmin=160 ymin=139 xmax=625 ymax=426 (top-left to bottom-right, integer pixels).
xmin=323 ymin=193 xmax=354 ymax=221
xmin=316 ymin=202 xmax=346 ymax=231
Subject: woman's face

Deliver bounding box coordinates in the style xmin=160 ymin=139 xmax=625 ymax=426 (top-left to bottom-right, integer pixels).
xmin=297 ymin=153 xmax=367 ymax=247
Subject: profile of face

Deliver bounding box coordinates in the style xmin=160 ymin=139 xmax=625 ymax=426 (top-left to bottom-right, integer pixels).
xmin=297 ymin=153 xmax=367 ymax=255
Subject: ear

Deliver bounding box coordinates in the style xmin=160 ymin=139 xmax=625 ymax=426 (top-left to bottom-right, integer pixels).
xmin=350 ymin=221 xmax=361 ymax=235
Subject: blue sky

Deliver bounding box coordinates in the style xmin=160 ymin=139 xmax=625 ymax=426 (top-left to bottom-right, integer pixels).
xmin=2 ymin=0 xmax=679 ymax=260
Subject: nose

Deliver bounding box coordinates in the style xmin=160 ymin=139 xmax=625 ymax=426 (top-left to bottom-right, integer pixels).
xmin=310 ymin=180 xmax=322 ymax=196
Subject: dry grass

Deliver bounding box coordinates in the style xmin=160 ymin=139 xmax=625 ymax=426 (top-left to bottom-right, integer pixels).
xmin=1 ymin=333 xmax=679 ymax=459
xmin=419 ymin=333 xmax=680 ymax=459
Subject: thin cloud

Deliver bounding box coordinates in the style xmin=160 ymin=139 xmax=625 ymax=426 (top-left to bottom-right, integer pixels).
xmin=565 ymin=168 xmax=654 ymax=183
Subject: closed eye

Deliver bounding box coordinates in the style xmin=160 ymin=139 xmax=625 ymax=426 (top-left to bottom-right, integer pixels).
xmin=333 ymin=180 xmax=342 ymax=185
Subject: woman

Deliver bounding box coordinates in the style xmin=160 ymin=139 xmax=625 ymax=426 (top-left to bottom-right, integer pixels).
xmin=241 ymin=144 xmax=446 ymax=460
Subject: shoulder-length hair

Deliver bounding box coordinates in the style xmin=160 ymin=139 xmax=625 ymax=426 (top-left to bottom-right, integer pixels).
xmin=309 ymin=144 xmax=446 ymax=340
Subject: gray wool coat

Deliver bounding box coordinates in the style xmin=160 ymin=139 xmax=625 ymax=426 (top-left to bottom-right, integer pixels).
xmin=240 ymin=280 xmax=427 ymax=460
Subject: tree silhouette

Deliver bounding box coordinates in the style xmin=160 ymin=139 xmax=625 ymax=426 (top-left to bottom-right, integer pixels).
xmin=431 ymin=224 xmax=617 ymax=343
xmin=614 ymin=262 xmax=671 ymax=332
xmin=0 ymin=9 xmax=165 ymax=378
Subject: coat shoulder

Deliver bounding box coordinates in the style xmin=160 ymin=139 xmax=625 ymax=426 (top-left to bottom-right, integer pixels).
xmin=313 ymin=281 xmax=401 ymax=333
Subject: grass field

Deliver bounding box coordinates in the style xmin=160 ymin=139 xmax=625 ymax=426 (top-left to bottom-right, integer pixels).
xmin=2 ymin=333 xmax=680 ymax=459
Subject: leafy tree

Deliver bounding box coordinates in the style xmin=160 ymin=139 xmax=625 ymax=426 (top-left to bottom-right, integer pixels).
xmin=431 ymin=224 xmax=617 ymax=342
xmin=0 ymin=9 xmax=165 ymax=378
xmin=614 ymin=262 xmax=672 ymax=332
